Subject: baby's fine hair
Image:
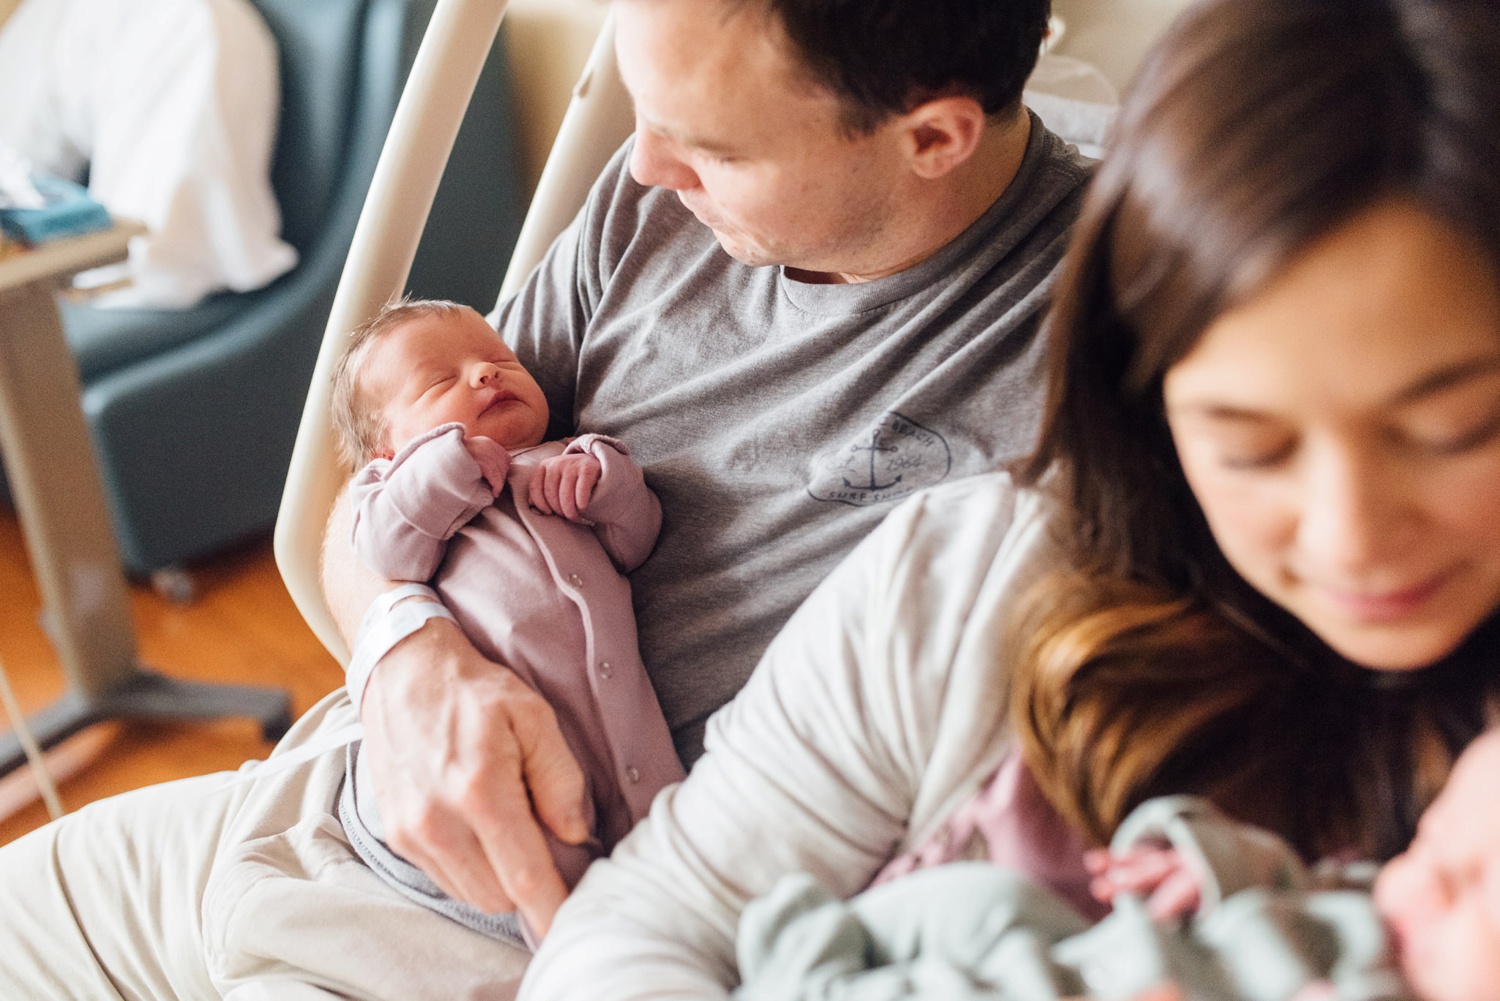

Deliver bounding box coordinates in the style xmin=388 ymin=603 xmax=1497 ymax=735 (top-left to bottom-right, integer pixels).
xmin=330 ymin=296 xmax=470 ymax=470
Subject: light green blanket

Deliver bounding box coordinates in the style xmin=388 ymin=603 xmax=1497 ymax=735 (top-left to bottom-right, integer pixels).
xmin=735 ymin=797 xmax=1412 ymax=1001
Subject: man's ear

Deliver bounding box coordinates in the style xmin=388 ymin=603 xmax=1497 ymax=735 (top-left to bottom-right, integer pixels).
xmin=898 ymin=95 xmax=988 ymax=180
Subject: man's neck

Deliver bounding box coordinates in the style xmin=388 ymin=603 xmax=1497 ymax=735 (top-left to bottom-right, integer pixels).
xmin=787 ymin=108 xmax=1033 ymax=285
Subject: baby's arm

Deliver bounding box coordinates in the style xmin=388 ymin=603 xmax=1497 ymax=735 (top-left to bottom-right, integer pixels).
xmin=1086 ymin=844 xmax=1204 ymax=921
xmin=1088 ymin=796 xmax=1310 ymax=922
xmin=349 ymin=422 xmax=510 ymax=581
xmin=528 ymin=434 xmax=662 ymax=572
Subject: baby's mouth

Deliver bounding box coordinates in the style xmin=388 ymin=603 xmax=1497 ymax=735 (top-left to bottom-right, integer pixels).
xmin=480 ymin=389 xmax=519 ymax=414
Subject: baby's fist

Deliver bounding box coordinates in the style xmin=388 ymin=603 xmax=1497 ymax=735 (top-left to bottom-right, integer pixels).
xmin=530 ymin=452 xmax=602 ymax=523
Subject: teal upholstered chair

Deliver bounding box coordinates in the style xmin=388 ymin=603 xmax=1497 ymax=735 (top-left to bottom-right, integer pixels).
xmin=22 ymin=0 xmax=525 ymax=587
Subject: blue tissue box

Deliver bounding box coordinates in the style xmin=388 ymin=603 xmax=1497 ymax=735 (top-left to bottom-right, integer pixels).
xmin=0 ymin=175 xmax=112 ymax=245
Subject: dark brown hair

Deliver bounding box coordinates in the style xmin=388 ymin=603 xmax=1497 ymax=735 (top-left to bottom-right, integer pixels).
xmin=1012 ymin=0 xmax=1500 ymax=859
xmin=723 ymin=0 xmax=1050 ymax=133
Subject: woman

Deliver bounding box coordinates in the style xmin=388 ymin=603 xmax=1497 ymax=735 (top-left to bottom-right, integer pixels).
xmin=1014 ymin=0 xmax=1500 ymax=862
xmin=521 ymin=0 xmax=1500 ymax=994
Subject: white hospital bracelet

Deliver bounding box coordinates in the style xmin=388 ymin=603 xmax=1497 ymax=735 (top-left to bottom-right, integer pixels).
xmin=354 ymin=583 xmax=443 ymax=642
xmin=346 ymin=585 xmax=456 ymax=715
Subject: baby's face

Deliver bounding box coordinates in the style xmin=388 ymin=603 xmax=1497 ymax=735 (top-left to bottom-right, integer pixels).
xmin=1374 ymin=730 xmax=1500 ymax=1001
xmin=367 ymin=307 xmax=550 ymax=455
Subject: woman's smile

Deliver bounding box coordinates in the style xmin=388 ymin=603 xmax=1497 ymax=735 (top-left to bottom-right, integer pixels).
xmin=1306 ymin=569 xmax=1453 ymax=625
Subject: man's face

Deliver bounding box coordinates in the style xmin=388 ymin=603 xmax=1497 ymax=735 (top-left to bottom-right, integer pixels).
xmin=613 ymin=0 xmax=911 ymax=281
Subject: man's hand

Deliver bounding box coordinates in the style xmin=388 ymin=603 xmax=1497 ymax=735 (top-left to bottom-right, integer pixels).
xmin=528 ymin=452 xmax=602 ymax=522
xmin=323 ymin=489 xmax=587 ymax=937
xmin=359 ymin=615 xmax=591 ymax=936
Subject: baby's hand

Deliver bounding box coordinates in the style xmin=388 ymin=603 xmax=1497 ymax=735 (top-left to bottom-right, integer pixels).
xmin=530 ymin=452 xmax=602 ymax=523
xmin=1086 ymin=845 xmax=1202 ymax=921
xmin=464 ymin=436 xmax=512 ymax=496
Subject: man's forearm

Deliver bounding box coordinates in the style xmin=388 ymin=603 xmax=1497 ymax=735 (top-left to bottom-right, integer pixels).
xmin=321 ymin=486 xmax=582 ymax=926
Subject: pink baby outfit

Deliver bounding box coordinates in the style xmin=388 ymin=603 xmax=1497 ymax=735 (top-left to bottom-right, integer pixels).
xmin=873 ymin=749 xmax=1103 ymax=920
xmin=344 ymin=422 xmax=684 ymax=941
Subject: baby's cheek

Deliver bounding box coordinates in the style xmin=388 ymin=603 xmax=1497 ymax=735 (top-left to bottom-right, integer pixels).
xmin=1481 ymin=864 xmax=1500 ymax=941
xmin=1373 ymin=856 xmax=1411 ymax=921
xmin=1372 ymin=856 xmax=1439 ymax=967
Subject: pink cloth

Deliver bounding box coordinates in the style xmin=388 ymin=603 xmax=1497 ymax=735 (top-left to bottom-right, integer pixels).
xmin=350 ymin=423 xmax=685 ymax=879
xmin=872 ymin=749 xmax=1104 ymax=920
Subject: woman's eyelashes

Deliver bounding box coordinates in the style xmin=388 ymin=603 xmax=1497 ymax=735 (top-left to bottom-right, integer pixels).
xmin=1199 ymin=395 xmax=1500 ymax=470
xmin=1395 ymin=400 xmax=1500 ymax=457
xmin=1187 ymin=424 xmax=1297 ymax=471
xmin=1216 ymin=437 xmax=1297 ymax=471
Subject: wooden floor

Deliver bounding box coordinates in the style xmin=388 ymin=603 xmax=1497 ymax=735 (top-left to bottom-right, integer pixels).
xmin=0 ymin=504 xmax=344 ymax=845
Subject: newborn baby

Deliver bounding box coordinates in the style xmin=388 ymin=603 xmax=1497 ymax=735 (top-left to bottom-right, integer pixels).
xmin=735 ymin=729 xmax=1500 ymax=1001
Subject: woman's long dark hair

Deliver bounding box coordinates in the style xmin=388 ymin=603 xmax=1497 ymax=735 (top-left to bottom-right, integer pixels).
xmin=1011 ymin=0 xmax=1500 ymax=860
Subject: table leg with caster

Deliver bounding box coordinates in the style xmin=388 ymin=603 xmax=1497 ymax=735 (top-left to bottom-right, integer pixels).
xmin=0 ymin=225 xmax=294 ymax=782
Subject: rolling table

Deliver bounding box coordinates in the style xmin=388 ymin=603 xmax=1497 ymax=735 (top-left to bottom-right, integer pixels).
xmin=0 ymin=221 xmax=291 ymax=778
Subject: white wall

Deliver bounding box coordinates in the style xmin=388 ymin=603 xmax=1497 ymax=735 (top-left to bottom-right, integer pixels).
xmin=1049 ymin=0 xmax=1196 ymax=92
xmin=502 ymin=0 xmax=609 ymax=194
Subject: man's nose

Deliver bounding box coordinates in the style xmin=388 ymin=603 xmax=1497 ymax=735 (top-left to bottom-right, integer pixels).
xmin=629 ymin=121 xmax=699 ymax=192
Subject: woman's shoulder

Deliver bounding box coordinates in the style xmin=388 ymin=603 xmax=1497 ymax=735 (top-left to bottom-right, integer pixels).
xmin=870 ymin=473 xmax=1059 ymax=582
xmin=900 ymin=471 xmax=1050 ymax=521
xmin=831 ymin=472 xmax=1064 ymax=702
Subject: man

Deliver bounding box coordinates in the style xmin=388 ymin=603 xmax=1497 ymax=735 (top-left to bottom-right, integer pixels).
xmin=0 ymin=0 xmax=1086 ymax=995
xmin=332 ymin=0 xmax=1082 ymax=944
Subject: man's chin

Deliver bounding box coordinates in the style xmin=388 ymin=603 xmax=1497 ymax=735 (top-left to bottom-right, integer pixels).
xmin=711 ymin=234 xmax=777 ymax=268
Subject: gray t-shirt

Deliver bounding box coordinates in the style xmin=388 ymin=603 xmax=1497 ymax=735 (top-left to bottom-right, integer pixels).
xmin=494 ymin=120 xmax=1091 ymax=763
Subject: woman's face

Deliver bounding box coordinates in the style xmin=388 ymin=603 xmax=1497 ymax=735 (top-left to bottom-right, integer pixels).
xmin=1164 ymin=200 xmax=1500 ymax=671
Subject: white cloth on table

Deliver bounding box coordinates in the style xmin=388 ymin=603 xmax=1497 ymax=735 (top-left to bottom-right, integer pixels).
xmin=0 ymin=0 xmax=296 ymax=308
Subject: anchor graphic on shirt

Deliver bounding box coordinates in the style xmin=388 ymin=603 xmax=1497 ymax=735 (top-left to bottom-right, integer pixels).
xmin=844 ymin=431 xmax=903 ymax=491
xmin=808 ymin=411 xmax=952 ymax=508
